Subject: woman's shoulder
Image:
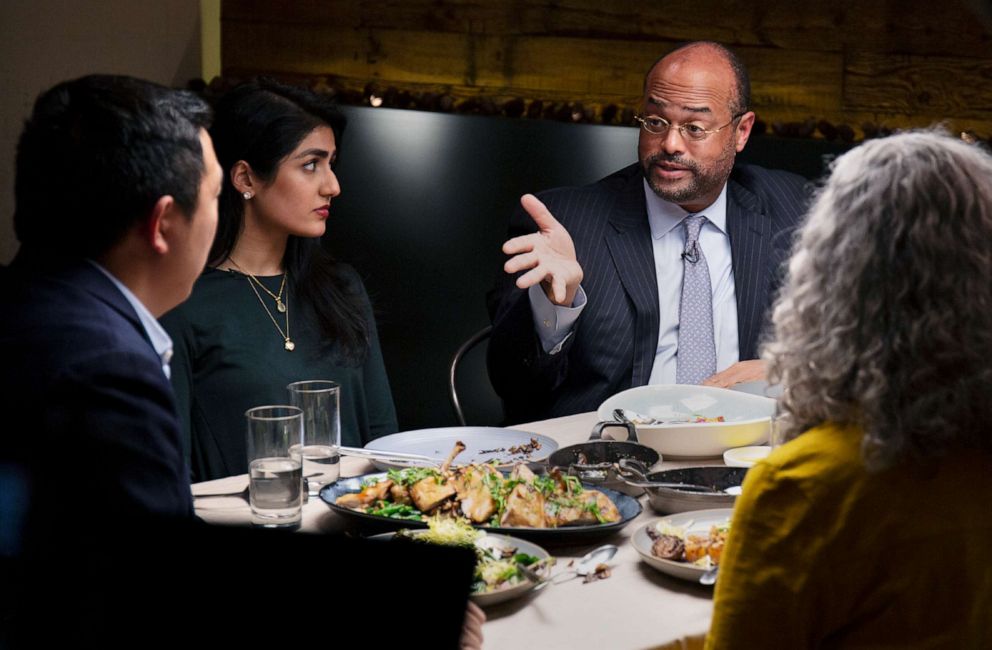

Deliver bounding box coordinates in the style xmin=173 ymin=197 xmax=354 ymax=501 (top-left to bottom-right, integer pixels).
xmin=331 ymin=261 xmax=365 ymax=289
xmin=325 ymin=261 xmax=374 ymax=307
xmin=743 ymin=423 xmax=865 ymax=505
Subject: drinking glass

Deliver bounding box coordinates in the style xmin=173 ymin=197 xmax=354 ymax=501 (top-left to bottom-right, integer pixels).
xmin=246 ymin=405 xmax=304 ymax=528
xmin=287 ymin=380 xmax=342 ymax=496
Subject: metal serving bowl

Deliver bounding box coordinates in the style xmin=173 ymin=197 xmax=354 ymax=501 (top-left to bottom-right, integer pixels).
xmin=618 ymin=461 xmax=748 ymax=514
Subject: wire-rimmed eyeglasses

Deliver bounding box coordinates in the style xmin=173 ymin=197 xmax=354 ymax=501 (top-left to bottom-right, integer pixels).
xmin=634 ymin=112 xmax=745 ymax=141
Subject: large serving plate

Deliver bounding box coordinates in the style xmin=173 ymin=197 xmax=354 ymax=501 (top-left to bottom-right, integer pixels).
xmin=632 ymin=508 xmax=734 ymax=583
xmin=597 ymin=384 xmax=776 ymax=458
xmin=370 ymin=530 xmax=552 ymax=607
xmin=364 ymin=426 xmax=558 ymax=470
xmin=320 ymin=473 xmax=641 ymax=542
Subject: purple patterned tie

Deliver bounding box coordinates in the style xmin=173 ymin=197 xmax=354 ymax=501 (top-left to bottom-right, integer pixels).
xmin=676 ymin=214 xmax=717 ymax=384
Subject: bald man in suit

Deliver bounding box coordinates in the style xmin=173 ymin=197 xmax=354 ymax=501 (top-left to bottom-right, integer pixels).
xmin=488 ymin=42 xmax=809 ymax=423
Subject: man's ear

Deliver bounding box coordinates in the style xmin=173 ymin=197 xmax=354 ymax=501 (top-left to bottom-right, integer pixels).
xmin=734 ymin=111 xmax=755 ymax=153
xmin=145 ymin=195 xmax=179 ymax=255
xmin=231 ymin=160 xmax=255 ymax=196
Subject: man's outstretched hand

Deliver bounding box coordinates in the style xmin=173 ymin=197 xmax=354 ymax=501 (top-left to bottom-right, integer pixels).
xmin=502 ymin=194 xmax=583 ymax=306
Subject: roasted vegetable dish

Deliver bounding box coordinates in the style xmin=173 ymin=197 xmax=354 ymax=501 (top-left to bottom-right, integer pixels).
xmin=396 ymin=518 xmax=553 ymax=594
xmin=336 ymin=460 xmax=622 ymax=528
xmin=647 ymin=519 xmax=730 ymax=568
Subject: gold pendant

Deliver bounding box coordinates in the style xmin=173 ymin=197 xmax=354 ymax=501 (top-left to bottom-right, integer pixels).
xmin=284 ymin=339 xmax=295 ymax=351
xmin=276 ymin=299 xmax=286 ymax=313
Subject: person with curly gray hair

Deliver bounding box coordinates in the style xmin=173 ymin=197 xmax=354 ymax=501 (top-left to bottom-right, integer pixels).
xmin=705 ymin=130 xmax=992 ymax=649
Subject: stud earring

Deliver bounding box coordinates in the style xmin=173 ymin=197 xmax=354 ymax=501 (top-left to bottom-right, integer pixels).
xmin=242 ymin=191 xmax=253 ymax=200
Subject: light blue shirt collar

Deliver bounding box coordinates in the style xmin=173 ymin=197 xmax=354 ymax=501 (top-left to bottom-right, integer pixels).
xmin=87 ymin=260 xmax=174 ymax=379
xmin=644 ymin=179 xmax=729 ymax=240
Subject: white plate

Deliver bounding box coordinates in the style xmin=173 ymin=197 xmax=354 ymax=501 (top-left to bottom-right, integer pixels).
xmin=597 ymin=384 xmax=776 ymax=458
xmin=364 ymin=426 xmax=557 ymax=470
xmin=632 ymin=508 xmax=734 ymax=583
xmin=723 ymin=445 xmax=771 ymax=467
xmin=371 ymin=530 xmax=552 ymax=607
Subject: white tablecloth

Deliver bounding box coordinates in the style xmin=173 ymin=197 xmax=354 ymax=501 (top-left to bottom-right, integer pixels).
xmin=193 ymin=412 xmax=714 ymax=650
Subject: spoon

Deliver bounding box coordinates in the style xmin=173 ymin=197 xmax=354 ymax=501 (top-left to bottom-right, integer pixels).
xmin=699 ymin=566 xmax=719 ymax=586
xmin=552 ymin=544 xmax=619 ymax=584
xmin=617 ymin=478 xmax=737 ymax=494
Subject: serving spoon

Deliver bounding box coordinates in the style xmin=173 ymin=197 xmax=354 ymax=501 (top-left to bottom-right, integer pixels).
xmin=615 ymin=458 xmax=723 ymax=493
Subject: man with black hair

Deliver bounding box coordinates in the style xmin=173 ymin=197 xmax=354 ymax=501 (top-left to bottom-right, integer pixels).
xmin=0 ymin=74 xmax=222 ymax=532
xmin=0 ymin=76 xmax=484 ymax=650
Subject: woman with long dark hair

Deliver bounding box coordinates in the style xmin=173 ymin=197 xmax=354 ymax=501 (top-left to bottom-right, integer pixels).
xmin=161 ymin=79 xmax=397 ymax=482
xmin=705 ymin=131 xmax=992 ymax=648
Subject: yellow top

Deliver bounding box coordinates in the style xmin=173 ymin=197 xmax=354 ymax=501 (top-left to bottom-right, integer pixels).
xmin=705 ymin=422 xmax=992 ymax=649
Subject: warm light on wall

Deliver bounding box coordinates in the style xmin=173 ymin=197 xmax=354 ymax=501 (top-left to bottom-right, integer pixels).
xmin=200 ymin=0 xmax=221 ymax=82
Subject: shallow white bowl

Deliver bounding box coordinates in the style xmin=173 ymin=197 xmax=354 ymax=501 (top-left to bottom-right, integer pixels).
xmin=597 ymin=384 xmax=776 ymax=458
xmin=723 ymin=445 xmax=772 ymax=467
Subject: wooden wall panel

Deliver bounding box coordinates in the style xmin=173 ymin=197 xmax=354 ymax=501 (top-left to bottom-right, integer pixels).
xmin=845 ymin=52 xmax=992 ymax=119
xmin=221 ymin=0 xmax=992 ymax=139
xmin=223 ymin=0 xmax=991 ymax=57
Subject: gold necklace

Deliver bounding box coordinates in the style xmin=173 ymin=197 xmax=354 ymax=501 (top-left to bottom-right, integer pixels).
xmin=227 ymin=259 xmax=295 ymax=351
xmin=229 ymin=259 xmax=287 ymax=313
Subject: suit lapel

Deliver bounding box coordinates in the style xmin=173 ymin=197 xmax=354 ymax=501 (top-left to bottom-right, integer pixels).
xmin=727 ymin=181 xmax=771 ymax=360
xmin=604 ymin=174 xmax=659 ymax=386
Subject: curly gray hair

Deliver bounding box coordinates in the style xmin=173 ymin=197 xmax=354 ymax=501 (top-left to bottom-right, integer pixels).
xmin=764 ymin=130 xmax=992 ymax=469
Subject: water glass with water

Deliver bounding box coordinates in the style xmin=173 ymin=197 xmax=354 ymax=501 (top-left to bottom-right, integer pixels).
xmin=287 ymin=380 xmax=342 ymax=496
xmin=246 ymin=405 xmax=304 ymax=528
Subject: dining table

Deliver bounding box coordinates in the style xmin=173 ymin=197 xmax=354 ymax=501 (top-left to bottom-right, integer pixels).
xmin=193 ymin=411 xmax=720 ymax=650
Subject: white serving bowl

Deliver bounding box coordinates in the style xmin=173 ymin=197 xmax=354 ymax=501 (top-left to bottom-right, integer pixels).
xmin=597 ymin=384 xmax=776 ymax=458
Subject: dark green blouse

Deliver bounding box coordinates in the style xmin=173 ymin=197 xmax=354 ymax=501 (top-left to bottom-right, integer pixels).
xmin=160 ymin=266 xmax=397 ymax=482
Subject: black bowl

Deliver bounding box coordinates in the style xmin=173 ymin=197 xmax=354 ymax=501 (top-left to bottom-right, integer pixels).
xmin=548 ymin=440 xmax=660 ymax=496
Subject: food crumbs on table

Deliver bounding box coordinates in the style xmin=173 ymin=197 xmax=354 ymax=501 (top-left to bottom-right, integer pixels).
xmin=583 ymin=564 xmax=612 ymax=583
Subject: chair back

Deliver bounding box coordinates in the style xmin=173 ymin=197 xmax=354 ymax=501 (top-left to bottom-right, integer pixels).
xmin=448 ymin=326 xmax=503 ymax=426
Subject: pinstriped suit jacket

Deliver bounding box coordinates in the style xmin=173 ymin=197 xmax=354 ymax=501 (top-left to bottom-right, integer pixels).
xmin=487 ymin=162 xmax=809 ymax=423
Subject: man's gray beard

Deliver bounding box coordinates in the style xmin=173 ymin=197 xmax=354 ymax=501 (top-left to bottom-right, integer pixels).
xmin=641 ymin=155 xmax=704 ymax=204
xmin=641 ymin=149 xmax=735 ymax=206
xmin=646 ymin=173 xmax=701 ymax=204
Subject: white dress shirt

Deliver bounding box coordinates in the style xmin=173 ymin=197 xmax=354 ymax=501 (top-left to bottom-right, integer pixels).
xmin=89 ymin=260 xmax=174 ymax=379
xmin=643 ymin=179 xmax=738 ymax=383
xmin=528 ymin=180 xmax=739 ymax=383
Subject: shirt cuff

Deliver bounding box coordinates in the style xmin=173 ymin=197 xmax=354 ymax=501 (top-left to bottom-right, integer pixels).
xmin=528 ymin=284 xmax=587 ymax=354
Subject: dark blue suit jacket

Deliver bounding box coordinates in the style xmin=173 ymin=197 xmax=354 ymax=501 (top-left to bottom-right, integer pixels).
xmin=0 ymin=255 xmax=193 ymax=534
xmin=487 ymin=162 xmax=809 ymax=423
